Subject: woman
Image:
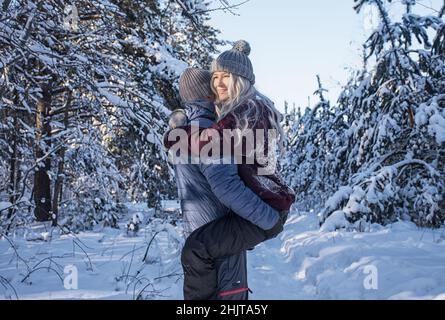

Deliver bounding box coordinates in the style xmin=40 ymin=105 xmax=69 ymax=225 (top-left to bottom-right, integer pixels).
xmin=180 ymin=40 xmax=295 ymax=300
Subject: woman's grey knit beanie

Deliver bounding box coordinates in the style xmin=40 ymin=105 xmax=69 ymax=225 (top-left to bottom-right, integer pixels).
xmin=211 ymin=40 xmax=255 ymax=84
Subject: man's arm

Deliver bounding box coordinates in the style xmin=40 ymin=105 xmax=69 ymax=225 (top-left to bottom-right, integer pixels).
xmin=199 ymin=162 xmax=279 ymax=230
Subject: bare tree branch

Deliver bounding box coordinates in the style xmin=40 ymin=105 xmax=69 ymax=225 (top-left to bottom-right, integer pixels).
xmin=193 ymin=0 xmax=250 ymax=15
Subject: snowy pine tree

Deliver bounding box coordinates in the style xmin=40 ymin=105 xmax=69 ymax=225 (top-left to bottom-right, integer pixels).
xmin=281 ymin=76 xmax=345 ymax=210
xmin=282 ymin=0 xmax=445 ymax=228
xmin=0 ymin=0 xmax=223 ymax=232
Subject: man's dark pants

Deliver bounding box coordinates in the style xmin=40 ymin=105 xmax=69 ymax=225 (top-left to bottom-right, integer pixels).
xmin=181 ymin=211 xmax=286 ymax=300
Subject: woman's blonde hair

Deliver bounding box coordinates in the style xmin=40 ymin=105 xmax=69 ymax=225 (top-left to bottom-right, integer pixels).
xmin=211 ymin=73 xmax=286 ymax=155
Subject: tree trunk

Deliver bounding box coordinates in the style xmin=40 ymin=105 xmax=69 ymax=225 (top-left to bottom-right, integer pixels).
xmin=52 ymin=91 xmax=71 ymax=226
xmin=7 ymin=107 xmax=18 ymax=219
xmin=34 ymin=83 xmax=52 ymax=222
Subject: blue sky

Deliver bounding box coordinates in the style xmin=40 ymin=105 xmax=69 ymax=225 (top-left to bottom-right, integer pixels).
xmin=209 ymin=0 xmax=443 ymax=112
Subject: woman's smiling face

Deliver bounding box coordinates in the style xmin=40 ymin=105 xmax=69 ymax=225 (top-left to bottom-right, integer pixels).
xmin=212 ymin=71 xmax=230 ymax=102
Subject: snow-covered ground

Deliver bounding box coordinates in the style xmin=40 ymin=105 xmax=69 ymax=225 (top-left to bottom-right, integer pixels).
xmin=1 ymin=203 xmax=445 ymax=300
xmin=250 ymin=212 xmax=445 ymax=300
xmin=0 ymin=203 xmax=184 ymax=300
